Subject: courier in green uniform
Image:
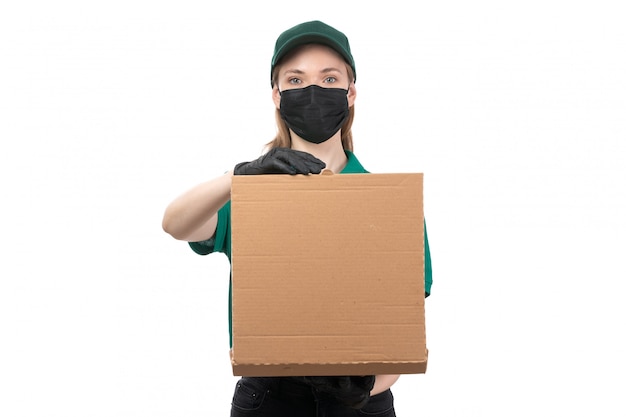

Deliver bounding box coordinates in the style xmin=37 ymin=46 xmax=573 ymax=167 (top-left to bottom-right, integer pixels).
xmin=163 ymin=19 xmax=432 ymax=417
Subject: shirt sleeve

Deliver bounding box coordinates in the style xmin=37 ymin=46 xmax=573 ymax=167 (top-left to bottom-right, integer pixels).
xmin=188 ymin=201 xmax=232 ymax=258
xmin=189 ymin=236 xmax=216 ymax=255
xmin=424 ymin=220 xmax=432 ymax=297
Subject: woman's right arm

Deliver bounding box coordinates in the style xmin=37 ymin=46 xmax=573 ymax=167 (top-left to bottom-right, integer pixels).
xmin=162 ymin=148 xmax=326 ymax=242
xmin=162 ymin=171 xmax=233 ymax=242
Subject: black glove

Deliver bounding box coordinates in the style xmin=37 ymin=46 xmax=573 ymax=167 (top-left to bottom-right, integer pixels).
xmin=233 ymin=147 xmax=326 ymax=175
xmin=302 ymin=375 xmax=376 ymax=409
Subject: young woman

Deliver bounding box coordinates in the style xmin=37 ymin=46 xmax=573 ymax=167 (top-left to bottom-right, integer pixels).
xmin=163 ymin=20 xmax=432 ymax=417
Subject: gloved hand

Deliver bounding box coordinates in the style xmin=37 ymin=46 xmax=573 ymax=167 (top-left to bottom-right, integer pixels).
xmin=233 ymin=147 xmax=326 ymax=175
xmin=302 ymin=375 xmax=376 ymax=409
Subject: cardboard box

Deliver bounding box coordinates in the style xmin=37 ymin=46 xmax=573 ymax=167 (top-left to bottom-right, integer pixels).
xmin=230 ymin=171 xmax=426 ymax=376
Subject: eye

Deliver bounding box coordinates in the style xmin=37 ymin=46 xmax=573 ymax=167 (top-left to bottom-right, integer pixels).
xmin=288 ymin=77 xmax=302 ymax=85
xmin=324 ymin=76 xmax=337 ymax=83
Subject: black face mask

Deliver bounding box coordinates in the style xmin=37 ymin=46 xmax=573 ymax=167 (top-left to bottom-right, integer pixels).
xmin=279 ymin=85 xmax=349 ymax=144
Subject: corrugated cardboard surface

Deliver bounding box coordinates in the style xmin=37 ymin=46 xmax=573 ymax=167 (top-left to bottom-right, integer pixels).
xmin=230 ymin=172 xmax=426 ymax=376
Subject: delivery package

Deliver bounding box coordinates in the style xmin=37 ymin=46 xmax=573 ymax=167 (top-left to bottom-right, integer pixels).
xmin=230 ymin=171 xmax=426 ymax=376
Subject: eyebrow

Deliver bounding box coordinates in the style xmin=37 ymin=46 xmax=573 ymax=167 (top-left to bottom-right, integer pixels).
xmin=283 ymin=69 xmax=305 ymax=76
xmin=282 ymin=67 xmax=344 ymax=76
xmin=320 ymin=67 xmax=343 ymax=74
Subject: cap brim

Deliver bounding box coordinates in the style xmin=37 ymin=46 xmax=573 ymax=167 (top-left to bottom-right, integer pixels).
xmin=272 ymin=33 xmax=352 ymax=70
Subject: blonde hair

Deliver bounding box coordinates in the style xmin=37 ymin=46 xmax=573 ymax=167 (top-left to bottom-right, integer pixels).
xmin=266 ymin=63 xmax=355 ymax=152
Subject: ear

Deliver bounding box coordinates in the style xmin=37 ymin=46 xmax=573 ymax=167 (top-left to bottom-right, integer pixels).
xmin=272 ymin=86 xmax=281 ymax=110
xmin=347 ymin=82 xmax=357 ymax=107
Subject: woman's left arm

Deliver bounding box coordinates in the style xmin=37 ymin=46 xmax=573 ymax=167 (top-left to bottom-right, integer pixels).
xmin=371 ymin=374 xmax=401 ymax=396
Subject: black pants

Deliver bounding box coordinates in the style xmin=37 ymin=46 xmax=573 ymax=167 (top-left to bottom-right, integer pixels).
xmin=230 ymin=376 xmax=396 ymax=417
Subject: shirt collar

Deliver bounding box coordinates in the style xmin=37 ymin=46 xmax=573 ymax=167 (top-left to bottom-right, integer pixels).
xmin=340 ymin=150 xmax=369 ymax=174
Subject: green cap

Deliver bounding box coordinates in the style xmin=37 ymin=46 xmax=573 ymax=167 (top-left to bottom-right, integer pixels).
xmin=270 ymin=20 xmax=356 ymax=86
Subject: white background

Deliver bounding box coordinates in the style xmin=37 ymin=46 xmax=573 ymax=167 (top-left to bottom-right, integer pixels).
xmin=1 ymin=1 xmax=625 ymax=416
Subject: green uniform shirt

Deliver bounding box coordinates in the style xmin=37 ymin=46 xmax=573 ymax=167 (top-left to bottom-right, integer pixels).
xmin=189 ymin=151 xmax=432 ymax=347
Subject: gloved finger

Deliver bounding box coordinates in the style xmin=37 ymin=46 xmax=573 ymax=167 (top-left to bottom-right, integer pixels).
xmin=289 ymin=158 xmax=325 ymax=174
xmin=290 ymin=149 xmax=327 ymax=167
xmin=280 ymin=152 xmax=326 ymax=174
xmin=262 ymin=158 xmax=298 ymax=174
